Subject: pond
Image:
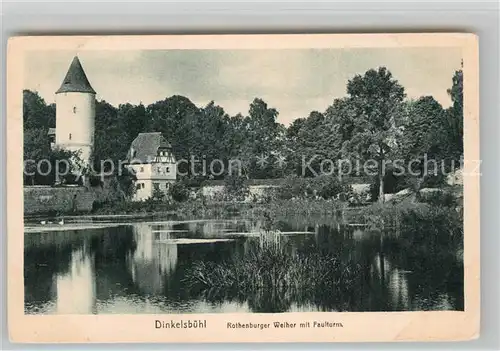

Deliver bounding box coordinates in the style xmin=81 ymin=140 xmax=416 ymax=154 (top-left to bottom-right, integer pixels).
xmin=24 ymin=218 xmax=464 ymax=314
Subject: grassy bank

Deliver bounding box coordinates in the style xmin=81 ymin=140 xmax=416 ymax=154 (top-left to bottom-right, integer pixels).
xmin=90 ymin=198 xmax=176 ymax=215
xmin=355 ymin=199 xmax=464 ymax=262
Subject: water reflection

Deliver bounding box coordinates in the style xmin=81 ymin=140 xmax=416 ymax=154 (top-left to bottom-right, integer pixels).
xmin=24 ymin=218 xmax=463 ymax=314
xmin=56 ymin=244 xmax=96 ymax=314
xmin=127 ymin=223 xmax=178 ymax=295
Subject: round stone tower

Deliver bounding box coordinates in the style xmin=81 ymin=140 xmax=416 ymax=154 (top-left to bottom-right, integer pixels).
xmin=55 ymin=56 xmax=96 ymax=164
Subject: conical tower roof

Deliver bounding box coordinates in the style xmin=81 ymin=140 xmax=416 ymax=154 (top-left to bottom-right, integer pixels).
xmin=56 ymin=56 xmax=96 ymax=94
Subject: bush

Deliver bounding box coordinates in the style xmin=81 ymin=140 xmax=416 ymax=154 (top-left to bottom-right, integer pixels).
xmin=278 ymin=175 xmax=350 ymax=200
xmin=419 ymin=190 xmax=457 ymax=207
xmin=277 ymin=175 xmax=309 ymax=200
xmin=184 ymin=238 xmax=361 ymax=312
xmin=311 ymin=175 xmax=351 ymax=200
xmin=223 ymin=175 xmax=250 ymax=201
xmin=169 ymin=182 xmax=190 ymax=202
xmin=151 ymin=186 xmax=166 ymax=201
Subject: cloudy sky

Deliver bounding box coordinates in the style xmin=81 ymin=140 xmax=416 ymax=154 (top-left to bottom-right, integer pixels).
xmin=25 ymin=47 xmax=462 ymax=125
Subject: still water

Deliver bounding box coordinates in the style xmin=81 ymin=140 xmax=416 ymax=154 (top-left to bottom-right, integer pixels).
xmin=24 ymin=218 xmax=464 ymax=314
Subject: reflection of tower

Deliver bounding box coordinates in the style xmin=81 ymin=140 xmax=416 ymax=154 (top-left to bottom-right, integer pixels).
xmin=55 ymin=245 xmax=96 ymax=314
xmin=128 ymin=223 xmax=178 ymax=295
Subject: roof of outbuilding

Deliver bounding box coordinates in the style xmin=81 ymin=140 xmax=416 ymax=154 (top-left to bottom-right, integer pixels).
xmin=126 ymin=132 xmax=172 ymax=164
xmin=56 ymin=56 xmax=96 ymax=94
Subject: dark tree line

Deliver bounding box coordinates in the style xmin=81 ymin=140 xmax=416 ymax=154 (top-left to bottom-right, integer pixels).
xmin=23 ymin=65 xmax=463 ymax=199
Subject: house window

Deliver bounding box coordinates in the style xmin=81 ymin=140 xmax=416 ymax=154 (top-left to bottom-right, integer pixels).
xmin=142 ymin=183 xmax=145 ymax=189
xmin=166 ymin=167 xmax=170 ymax=172
xmin=136 ymin=183 xmax=142 ymax=190
xmin=140 ymin=166 xmax=144 ymax=172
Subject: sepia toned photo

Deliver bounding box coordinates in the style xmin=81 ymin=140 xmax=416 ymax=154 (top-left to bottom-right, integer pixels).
xmin=7 ymin=34 xmax=480 ymax=343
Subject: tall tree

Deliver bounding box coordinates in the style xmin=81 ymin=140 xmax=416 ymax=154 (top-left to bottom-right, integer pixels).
xmin=145 ymin=95 xmax=201 ymax=171
xmin=341 ymin=67 xmax=406 ymax=202
xmin=445 ymin=65 xmax=463 ymax=161
xmin=118 ymin=102 xmax=148 ymax=145
xmin=197 ymin=101 xmax=230 ymax=165
xmin=92 ymin=100 xmax=129 ymax=171
xmin=284 ymin=111 xmax=340 ymax=177
xmin=23 ymin=90 xmax=55 ymax=131
xmin=401 ymin=96 xmax=448 ymax=195
xmin=240 ymin=98 xmax=284 ymax=179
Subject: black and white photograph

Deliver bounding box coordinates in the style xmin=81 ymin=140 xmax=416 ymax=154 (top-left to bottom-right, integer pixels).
xmin=21 ymin=41 xmax=467 ymax=314
xmin=7 ymin=33 xmax=480 ymax=343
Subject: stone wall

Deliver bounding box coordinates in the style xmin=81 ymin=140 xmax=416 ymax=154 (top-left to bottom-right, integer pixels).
xmin=24 ymin=186 xmax=95 ymax=215
xmin=201 ymin=183 xmax=370 ymax=201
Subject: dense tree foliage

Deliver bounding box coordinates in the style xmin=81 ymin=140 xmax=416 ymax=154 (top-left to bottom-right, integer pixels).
xmin=445 ymin=66 xmax=464 ymax=160
xmin=23 ymin=65 xmax=464 ymax=195
xmin=23 ymin=90 xmax=55 ymax=130
xmin=400 ymin=97 xmax=450 ymax=193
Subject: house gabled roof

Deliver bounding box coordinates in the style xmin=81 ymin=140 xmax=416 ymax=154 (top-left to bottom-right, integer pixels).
xmin=56 ymin=56 xmax=96 ymax=94
xmin=126 ymin=132 xmax=173 ymax=164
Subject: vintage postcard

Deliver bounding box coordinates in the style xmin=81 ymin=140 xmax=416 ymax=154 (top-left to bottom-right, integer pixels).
xmin=7 ymin=33 xmax=479 ymax=343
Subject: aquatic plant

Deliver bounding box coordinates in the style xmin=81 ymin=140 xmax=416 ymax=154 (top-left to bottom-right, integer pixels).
xmin=183 ymin=235 xmax=361 ymax=312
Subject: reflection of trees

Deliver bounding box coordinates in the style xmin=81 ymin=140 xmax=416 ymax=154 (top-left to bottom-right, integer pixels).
xmin=356 ymin=230 xmax=463 ymax=311
xmin=90 ymin=226 xmax=138 ymax=302
xmin=25 ymin=226 xmax=139 ymax=314
xmin=25 ymin=218 xmax=463 ymax=314
xmin=391 ymin=245 xmax=464 ymax=311
xmin=24 ymin=240 xmax=74 ymax=312
xmin=24 ymin=229 xmax=104 ymax=313
xmin=184 ymin=220 xmax=463 ymax=313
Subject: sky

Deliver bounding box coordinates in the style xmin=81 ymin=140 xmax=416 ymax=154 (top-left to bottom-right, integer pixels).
xmin=24 ymin=47 xmax=462 ymax=125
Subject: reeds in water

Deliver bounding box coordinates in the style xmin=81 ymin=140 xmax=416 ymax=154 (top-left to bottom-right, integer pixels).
xmin=183 ymin=230 xmax=361 ymax=312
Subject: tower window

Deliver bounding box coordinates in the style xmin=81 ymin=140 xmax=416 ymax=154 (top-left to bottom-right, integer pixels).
xmin=69 ymin=133 xmax=72 ymax=140
xmin=73 ymin=106 xmax=77 ymax=113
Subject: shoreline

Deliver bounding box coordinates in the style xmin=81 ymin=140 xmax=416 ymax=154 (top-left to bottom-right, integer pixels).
xmin=24 ymin=211 xmax=178 ymax=222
